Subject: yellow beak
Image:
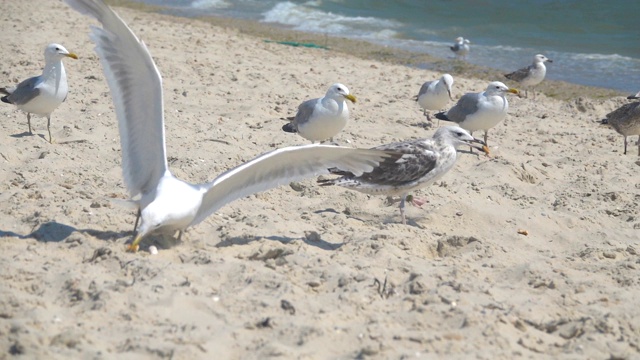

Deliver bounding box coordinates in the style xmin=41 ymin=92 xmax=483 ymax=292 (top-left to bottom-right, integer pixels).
xmin=66 ymin=53 xmax=79 ymax=60
xmin=508 ymin=88 xmax=519 ymax=95
xmin=345 ymin=94 xmax=357 ymax=103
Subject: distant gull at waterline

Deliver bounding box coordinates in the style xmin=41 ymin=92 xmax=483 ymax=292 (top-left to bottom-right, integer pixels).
xmin=450 ymin=37 xmax=470 ymax=60
xmin=505 ymin=54 xmax=553 ymax=99
xmin=65 ymin=0 xmax=400 ymax=252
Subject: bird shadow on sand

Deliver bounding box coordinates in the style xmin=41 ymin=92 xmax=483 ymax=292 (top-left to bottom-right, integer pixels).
xmin=215 ymin=233 xmax=344 ymax=251
xmin=9 ymin=131 xmax=34 ymax=139
xmin=0 ymin=221 xmax=132 ymax=243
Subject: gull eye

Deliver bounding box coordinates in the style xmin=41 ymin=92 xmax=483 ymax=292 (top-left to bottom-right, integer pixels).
xmin=55 ymin=47 xmax=60 ymax=51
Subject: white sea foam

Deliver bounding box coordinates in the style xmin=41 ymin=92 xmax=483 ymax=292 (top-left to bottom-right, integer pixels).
xmin=190 ymin=0 xmax=229 ymax=9
xmin=262 ymin=1 xmax=400 ymax=37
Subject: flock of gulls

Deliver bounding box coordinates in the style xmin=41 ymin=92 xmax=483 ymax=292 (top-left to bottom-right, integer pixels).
xmin=2 ymin=0 xmax=639 ymax=252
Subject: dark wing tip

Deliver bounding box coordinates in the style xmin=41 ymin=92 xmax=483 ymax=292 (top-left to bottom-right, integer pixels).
xmin=282 ymin=122 xmax=297 ymax=133
xmin=434 ymin=112 xmax=449 ymax=121
xmin=627 ymin=95 xmax=639 ymax=100
xmin=1 ymin=95 xmax=11 ymax=104
xmin=504 ymin=73 xmax=513 ymax=79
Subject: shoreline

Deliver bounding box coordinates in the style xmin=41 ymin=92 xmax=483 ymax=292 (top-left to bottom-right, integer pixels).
xmin=109 ymin=0 xmax=625 ymax=101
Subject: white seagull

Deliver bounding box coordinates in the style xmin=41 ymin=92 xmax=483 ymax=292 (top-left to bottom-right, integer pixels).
xmin=435 ymin=81 xmax=519 ymax=147
xmin=64 ymin=0 xmax=399 ymax=252
xmin=318 ymin=126 xmax=487 ymax=225
xmin=505 ymin=54 xmax=553 ymax=99
xmin=416 ymin=74 xmax=454 ymax=123
xmin=450 ymin=37 xmax=470 ymax=60
xmin=603 ymin=92 xmax=640 ymax=155
xmin=282 ymin=83 xmax=356 ymax=143
xmin=1 ymin=44 xmax=78 ymax=143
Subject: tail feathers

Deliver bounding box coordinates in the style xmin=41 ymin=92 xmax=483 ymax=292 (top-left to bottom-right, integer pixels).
xmin=282 ymin=122 xmax=297 ymax=133
xmin=1 ymin=95 xmax=10 ymax=104
xmin=504 ymin=73 xmax=513 ymax=80
xmin=434 ymin=112 xmax=450 ymax=121
xmin=317 ymin=177 xmax=337 ymax=187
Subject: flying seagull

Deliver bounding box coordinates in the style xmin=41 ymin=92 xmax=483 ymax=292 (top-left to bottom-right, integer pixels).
xmin=64 ymin=0 xmax=400 ymax=251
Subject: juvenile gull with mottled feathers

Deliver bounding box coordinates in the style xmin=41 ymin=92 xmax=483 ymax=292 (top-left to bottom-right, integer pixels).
xmin=319 ymin=126 xmax=486 ymax=225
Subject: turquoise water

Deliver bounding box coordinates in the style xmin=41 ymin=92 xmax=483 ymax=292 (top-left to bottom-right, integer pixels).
xmin=133 ymin=0 xmax=640 ymax=93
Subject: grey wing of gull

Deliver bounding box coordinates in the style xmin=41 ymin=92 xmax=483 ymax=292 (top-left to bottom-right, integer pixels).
xmin=351 ymin=140 xmax=439 ymax=186
xmin=293 ymin=98 xmax=319 ymax=127
xmin=445 ymin=93 xmax=481 ymax=123
xmin=417 ymin=81 xmax=435 ymax=98
xmin=65 ymin=0 xmax=169 ymax=198
xmin=190 ymin=144 xmax=398 ymax=226
xmin=4 ymin=76 xmax=42 ymax=105
xmin=505 ymin=65 xmax=532 ymax=82
xmin=607 ymin=102 xmax=640 ymax=133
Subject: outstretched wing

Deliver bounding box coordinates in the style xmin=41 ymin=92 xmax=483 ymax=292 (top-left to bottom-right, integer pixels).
xmin=190 ymin=144 xmax=399 ymax=226
xmin=65 ymin=0 xmax=168 ymax=197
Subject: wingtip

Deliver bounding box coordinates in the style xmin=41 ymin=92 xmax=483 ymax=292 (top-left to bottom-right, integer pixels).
xmin=282 ymin=122 xmax=297 ymax=133
xmin=434 ymin=112 xmax=449 ymax=121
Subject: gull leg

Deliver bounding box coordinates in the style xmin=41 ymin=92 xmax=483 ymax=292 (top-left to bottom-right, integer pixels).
xmin=47 ymin=116 xmax=53 ymax=143
xmin=177 ymin=231 xmax=183 ymax=242
xmin=636 ymin=136 xmax=640 ymax=156
xmin=399 ymin=194 xmax=407 ymax=225
xmin=468 ymin=131 xmax=475 ymax=153
xmin=27 ymin=113 xmax=33 ymax=134
xmin=132 ymin=208 xmax=141 ymax=233
xmin=623 ymin=136 xmax=628 ymax=155
xmin=484 ymin=131 xmax=489 ymax=146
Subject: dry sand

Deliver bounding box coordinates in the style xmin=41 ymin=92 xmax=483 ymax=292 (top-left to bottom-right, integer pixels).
xmin=0 ymin=1 xmax=639 ymax=359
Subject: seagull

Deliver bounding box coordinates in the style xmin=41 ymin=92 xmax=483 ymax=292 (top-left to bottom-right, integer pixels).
xmin=416 ymin=74 xmax=454 ymax=123
xmin=435 ymin=81 xmax=519 ymax=148
xmin=504 ymin=54 xmax=553 ymax=99
xmin=282 ymin=83 xmax=356 ymax=143
xmin=318 ymin=126 xmax=487 ymax=225
xmin=1 ymin=44 xmax=78 ymax=143
xmin=602 ymin=92 xmax=640 ymax=155
xmin=450 ymin=37 xmax=470 ymax=60
xmin=64 ymin=0 xmax=400 ymax=252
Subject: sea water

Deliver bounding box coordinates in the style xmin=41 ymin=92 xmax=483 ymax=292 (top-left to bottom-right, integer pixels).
xmin=133 ymin=0 xmax=640 ymax=93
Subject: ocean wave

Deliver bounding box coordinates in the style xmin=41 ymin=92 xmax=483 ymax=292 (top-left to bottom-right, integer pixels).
xmin=261 ymin=1 xmax=400 ymax=37
xmin=190 ymin=0 xmax=230 ymax=9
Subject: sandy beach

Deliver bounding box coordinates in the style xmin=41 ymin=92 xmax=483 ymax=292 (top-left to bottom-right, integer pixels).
xmin=0 ymin=1 xmax=638 ymax=358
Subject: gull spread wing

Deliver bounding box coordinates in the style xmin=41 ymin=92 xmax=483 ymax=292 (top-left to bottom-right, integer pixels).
xmin=190 ymin=144 xmax=397 ymax=226
xmin=65 ymin=0 xmax=168 ymax=197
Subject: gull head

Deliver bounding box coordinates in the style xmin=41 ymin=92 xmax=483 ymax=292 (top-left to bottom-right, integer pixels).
xmin=534 ymin=54 xmax=552 ymax=64
xmin=485 ymin=81 xmax=519 ymax=96
xmin=44 ymin=43 xmax=78 ymax=61
xmin=435 ymin=126 xmax=486 ymax=152
xmin=454 ymin=36 xmax=464 ymax=43
xmin=327 ymin=83 xmax=356 ymax=103
xmin=440 ymin=74 xmax=454 ymax=100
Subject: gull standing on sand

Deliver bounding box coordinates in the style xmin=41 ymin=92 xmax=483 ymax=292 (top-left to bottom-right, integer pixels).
xmin=603 ymin=91 xmax=640 ymax=155
xmin=504 ymin=54 xmax=553 ymax=99
xmin=318 ymin=126 xmax=487 ymax=225
xmin=450 ymin=37 xmax=470 ymax=60
xmin=282 ymin=83 xmax=356 ymax=143
xmin=1 ymin=44 xmax=78 ymax=143
xmin=435 ymin=81 xmax=519 ymax=147
xmin=64 ymin=0 xmax=400 ymax=252
xmin=416 ymin=74 xmax=454 ymax=123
